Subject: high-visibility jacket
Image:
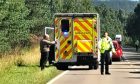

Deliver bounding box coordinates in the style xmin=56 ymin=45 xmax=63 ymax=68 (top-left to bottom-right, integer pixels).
xmin=99 ymin=37 xmax=114 ymax=54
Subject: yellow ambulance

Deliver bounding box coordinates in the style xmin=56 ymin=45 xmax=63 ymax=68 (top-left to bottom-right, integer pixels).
xmin=54 ymin=13 xmax=100 ymax=70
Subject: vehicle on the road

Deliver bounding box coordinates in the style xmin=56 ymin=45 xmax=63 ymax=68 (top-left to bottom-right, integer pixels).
xmin=112 ymin=40 xmax=123 ymax=61
xmin=53 ymin=13 xmax=100 ymax=70
xmin=115 ymin=34 xmax=122 ymax=42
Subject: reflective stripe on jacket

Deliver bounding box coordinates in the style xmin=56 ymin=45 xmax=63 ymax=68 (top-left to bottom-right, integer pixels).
xmin=99 ymin=37 xmax=113 ymax=53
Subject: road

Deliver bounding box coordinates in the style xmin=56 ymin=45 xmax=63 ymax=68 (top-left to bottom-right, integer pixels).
xmin=47 ymin=48 xmax=140 ymax=84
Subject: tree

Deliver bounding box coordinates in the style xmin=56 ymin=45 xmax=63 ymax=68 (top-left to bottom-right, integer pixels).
xmin=0 ymin=0 xmax=30 ymax=53
xmin=95 ymin=4 xmax=126 ymax=38
xmin=125 ymin=3 xmax=140 ymax=41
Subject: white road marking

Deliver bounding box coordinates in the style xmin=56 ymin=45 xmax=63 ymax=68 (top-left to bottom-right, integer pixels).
xmin=47 ymin=66 xmax=77 ymax=84
xmin=47 ymin=70 xmax=69 ymax=84
xmin=134 ymin=69 xmax=139 ymax=71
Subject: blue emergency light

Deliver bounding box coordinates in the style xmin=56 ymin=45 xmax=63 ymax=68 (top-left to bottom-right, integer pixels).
xmin=63 ymin=32 xmax=68 ymax=37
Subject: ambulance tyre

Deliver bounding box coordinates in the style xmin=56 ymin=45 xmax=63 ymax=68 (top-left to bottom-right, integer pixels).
xmin=93 ymin=61 xmax=99 ymax=69
xmin=89 ymin=64 xmax=93 ymax=70
xmin=56 ymin=65 xmax=68 ymax=70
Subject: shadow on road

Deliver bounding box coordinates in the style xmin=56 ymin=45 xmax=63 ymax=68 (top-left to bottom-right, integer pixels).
xmin=133 ymin=64 xmax=140 ymax=66
xmin=126 ymin=77 xmax=140 ymax=79
xmin=111 ymin=68 xmax=140 ymax=69
xmin=130 ymin=71 xmax=140 ymax=74
xmin=68 ymin=67 xmax=90 ymax=71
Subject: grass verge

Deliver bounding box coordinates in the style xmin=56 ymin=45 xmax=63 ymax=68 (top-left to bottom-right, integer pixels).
xmin=0 ymin=45 xmax=61 ymax=84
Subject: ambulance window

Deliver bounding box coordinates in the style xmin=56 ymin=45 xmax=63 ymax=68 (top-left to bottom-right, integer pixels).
xmin=61 ymin=19 xmax=69 ymax=32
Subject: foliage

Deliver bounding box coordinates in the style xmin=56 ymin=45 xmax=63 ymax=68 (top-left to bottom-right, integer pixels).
xmin=125 ymin=3 xmax=140 ymax=43
xmin=93 ymin=0 xmax=138 ymax=12
xmin=0 ymin=0 xmax=132 ymax=53
xmin=95 ymin=4 xmax=127 ymax=39
xmin=0 ymin=0 xmax=30 ymax=53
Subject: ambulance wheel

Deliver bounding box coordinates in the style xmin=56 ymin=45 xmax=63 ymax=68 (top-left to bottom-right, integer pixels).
xmin=56 ymin=65 xmax=68 ymax=70
xmin=93 ymin=61 xmax=99 ymax=69
xmin=89 ymin=64 xmax=93 ymax=70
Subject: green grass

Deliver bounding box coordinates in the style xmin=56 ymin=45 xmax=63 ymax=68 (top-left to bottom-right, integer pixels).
xmin=0 ymin=65 xmax=61 ymax=84
xmin=0 ymin=46 xmax=61 ymax=84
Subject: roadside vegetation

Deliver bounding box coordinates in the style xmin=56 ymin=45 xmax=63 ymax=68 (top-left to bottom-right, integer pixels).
xmin=0 ymin=45 xmax=61 ymax=84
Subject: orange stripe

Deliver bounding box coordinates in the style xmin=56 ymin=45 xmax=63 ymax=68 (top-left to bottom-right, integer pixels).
xmin=91 ymin=49 xmax=93 ymax=52
xmin=60 ymin=36 xmax=68 ymax=46
xmin=74 ymin=26 xmax=91 ymax=40
xmin=60 ymin=42 xmax=69 ymax=55
xmin=74 ymin=35 xmax=81 ymax=40
xmin=81 ymin=42 xmax=91 ymax=52
xmin=60 ymin=48 xmax=65 ymax=58
xmin=60 ymin=37 xmax=69 ymax=54
xmin=55 ymin=28 xmax=58 ymax=32
xmin=75 ymin=34 xmax=91 ymax=40
xmin=56 ymin=53 xmax=59 ymax=60
xmin=67 ymin=48 xmax=72 ymax=56
xmin=60 ymin=39 xmax=65 ymax=47
xmin=62 ymin=55 xmax=66 ymax=59
xmin=75 ymin=19 xmax=89 ymax=31
xmin=74 ymin=26 xmax=80 ymax=31
xmin=82 ymin=34 xmax=90 ymax=40
xmin=83 ymin=18 xmax=92 ymax=27
xmin=73 ymin=18 xmax=79 ymax=22
xmin=77 ymin=45 xmax=85 ymax=52
xmin=74 ymin=43 xmax=77 ymax=48
xmin=55 ymin=18 xmax=59 ymax=24
xmin=91 ymin=41 xmax=94 ymax=45
xmin=62 ymin=48 xmax=72 ymax=59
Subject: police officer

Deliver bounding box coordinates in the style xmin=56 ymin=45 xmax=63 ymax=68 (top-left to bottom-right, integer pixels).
xmin=40 ymin=34 xmax=55 ymax=70
xmin=99 ymin=32 xmax=115 ymax=75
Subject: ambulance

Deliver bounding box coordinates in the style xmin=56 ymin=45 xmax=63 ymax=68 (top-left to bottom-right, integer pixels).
xmin=53 ymin=13 xmax=100 ymax=70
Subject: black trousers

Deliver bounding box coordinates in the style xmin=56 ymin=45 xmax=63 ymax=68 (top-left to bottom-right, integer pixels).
xmin=40 ymin=52 xmax=49 ymax=69
xmin=49 ymin=44 xmax=55 ymax=64
xmin=101 ymin=50 xmax=110 ymax=73
xmin=136 ymin=45 xmax=138 ymax=52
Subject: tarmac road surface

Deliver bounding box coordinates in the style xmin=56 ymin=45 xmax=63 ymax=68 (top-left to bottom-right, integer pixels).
xmin=47 ymin=47 xmax=140 ymax=84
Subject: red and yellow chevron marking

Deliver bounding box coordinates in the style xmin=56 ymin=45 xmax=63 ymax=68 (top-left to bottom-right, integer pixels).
xmin=55 ymin=50 xmax=59 ymax=61
xmin=59 ymin=18 xmax=73 ymax=60
xmin=54 ymin=17 xmax=59 ymax=61
xmin=55 ymin=18 xmax=61 ymax=39
xmin=55 ymin=16 xmax=98 ymax=60
xmin=77 ymin=40 xmax=92 ymax=52
xmin=73 ymin=18 xmax=95 ymax=53
xmin=74 ymin=18 xmax=93 ymax=32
